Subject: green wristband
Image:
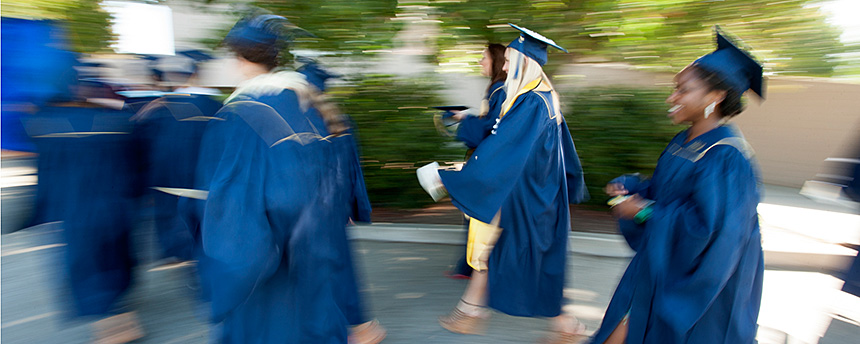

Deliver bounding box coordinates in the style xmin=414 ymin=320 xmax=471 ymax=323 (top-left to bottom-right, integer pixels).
xmin=634 ymin=204 xmax=654 ymax=224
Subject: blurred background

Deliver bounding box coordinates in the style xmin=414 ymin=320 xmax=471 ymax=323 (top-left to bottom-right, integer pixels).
xmin=3 ymin=0 xmax=859 ymax=210
xmin=2 ymin=0 xmax=859 ymax=343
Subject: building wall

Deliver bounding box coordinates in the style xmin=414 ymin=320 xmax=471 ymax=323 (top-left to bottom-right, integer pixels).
xmin=559 ymin=64 xmax=860 ymax=187
xmin=734 ymin=78 xmax=860 ymax=187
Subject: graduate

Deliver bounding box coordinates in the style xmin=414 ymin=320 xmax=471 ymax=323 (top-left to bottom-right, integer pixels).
xmin=131 ymin=50 xmax=222 ymax=263
xmin=297 ymin=55 xmax=380 ymax=338
xmin=417 ymin=24 xmax=589 ymax=343
xmin=591 ymin=27 xmax=766 ymax=344
xmin=190 ymin=13 xmax=383 ymax=343
xmin=22 ymin=50 xmax=144 ymax=343
xmin=296 ymin=57 xmax=373 ymax=225
xmin=442 ymin=43 xmax=508 ymax=279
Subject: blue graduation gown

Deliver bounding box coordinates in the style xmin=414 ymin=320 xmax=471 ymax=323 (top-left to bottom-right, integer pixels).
xmin=455 ymin=81 xmax=506 ymax=149
xmin=194 ymin=81 xmax=366 ymax=342
xmin=589 ymin=125 xmax=764 ymax=344
xmin=28 ymin=114 xmax=68 ymax=225
xmin=841 ymin=148 xmax=860 ymax=297
xmin=439 ymin=82 xmax=588 ymax=317
xmin=298 ymin=63 xmax=373 ymax=322
xmin=2 ymin=105 xmax=36 ymax=153
xmin=325 ymin=124 xmax=373 ymax=326
xmin=339 ymin=125 xmax=372 ymax=224
xmin=296 ymin=64 xmax=372 ymax=224
xmin=300 ymin=105 xmax=372 ymax=326
xmin=24 ymin=105 xmax=140 ymax=317
xmin=122 ymin=94 xmax=163 ymax=114
xmin=131 ymin=93 xmax=221 ymax=261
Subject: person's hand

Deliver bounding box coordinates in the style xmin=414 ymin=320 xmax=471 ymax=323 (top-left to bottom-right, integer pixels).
xmin=451 ymin=110 xmax=466 ymax=121
xmin=611 ymin=194 xmax=644 ymax=220
xmin=605 ymin=183 xmax=628 ymax=197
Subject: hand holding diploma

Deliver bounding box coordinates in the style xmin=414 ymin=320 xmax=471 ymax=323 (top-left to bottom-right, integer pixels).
xmin=417 ymin=162 xmax=448 ymax=201
xmin=609 ymin=194 xmax=644 ymax=220
xmin=606 ymin=181 xmax=652 ymax=221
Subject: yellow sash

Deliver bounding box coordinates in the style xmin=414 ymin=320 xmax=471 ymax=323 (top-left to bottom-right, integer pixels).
xmin=466 ymin=213 xmax=503 ymax=271
xmin=499 ymin=77 xmax=545 ymax=119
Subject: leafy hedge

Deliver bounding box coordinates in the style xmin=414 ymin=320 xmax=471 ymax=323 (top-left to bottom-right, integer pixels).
xmin=332 ymin=80 xmax=679 ymax=209
xmin=332 ymin=74 xmax=465 ymax=208
xmin=563 ymin=87 xmax=679 ymax=207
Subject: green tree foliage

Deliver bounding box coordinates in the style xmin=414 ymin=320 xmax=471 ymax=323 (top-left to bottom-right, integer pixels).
xmin=193 ymin=0 xmax=402 ymax=55
xmin=563 ymin=87 xmax=678 ymax=206
xmin=428 ymin=0 xmax=614 ymax=73
xmin=2 ymin=0 xmax=114 ymax=53
xmin=255 ymin=0 xmax=401 ymax=53
xmin=4 ymin=0 xmax=850 ymax=75
xmin=430 ymin=0 xmax=848 ymax=77
xmin=194 ymin=0 xmax=849 ymax=76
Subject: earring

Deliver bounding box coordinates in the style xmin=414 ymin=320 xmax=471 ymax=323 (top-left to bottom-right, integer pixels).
xmin=704 ymin=101 xmax=716 ymax=119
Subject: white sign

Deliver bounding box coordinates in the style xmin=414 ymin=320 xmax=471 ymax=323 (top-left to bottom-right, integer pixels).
xmin=103 ymin=1 xmax=175 ymax=55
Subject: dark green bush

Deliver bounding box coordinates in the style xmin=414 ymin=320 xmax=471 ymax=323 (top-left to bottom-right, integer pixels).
xmin=332 ymin=74 xmax=464 ymax=208
xmin=333 ymin=81 xmax=679 ymax=210
xmin=563 ymin=86 xmax=679 ymax=207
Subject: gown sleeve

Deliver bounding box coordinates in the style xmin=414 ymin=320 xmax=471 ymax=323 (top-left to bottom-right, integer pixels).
xmin=456 ymin=115 xmax=492 ymax=149
xmin=439 ymin=94 xmax=546 ymax=224
xmin=455 ymin=83 xmax=506 ymax=149
xmin=560 ymin=118 xmax=588 ymax=204
xmin=198 ymin=111 xmax=281 ymax=321
xmin=642 ymin=145 xmax=760 ymax=338
xmin=346 ymin=128 xmax=372 ymax=223
xmin=610 ymin=174 xmax=652 ymax=251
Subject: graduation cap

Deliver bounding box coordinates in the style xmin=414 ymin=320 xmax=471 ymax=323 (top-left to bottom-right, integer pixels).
xmin=170 ymin=49 xmax=215 ymax=75
xmin=139 ymin=54 xmax=162 ymax=62
xmin=141 ymin=50 xmax=215 ymax=85
xmin=77 ymin=61 xmax=104 ymax=72
xmin=432 ymin=106 xmax=470 ymax=112
xmin=139 ymin=54 xmax=166 ymax=80
xmin=224 ymin=14 xmax=313 ymax=51
xmin=178 ymin=49 xmax=214 ymax=63
xmin=507 ymin=23 xmax=568 ymax=66
xmin=296 ymin=58 xmax=341 ymax=92
xmin=75 ymin=62 xmax=103 ymax=79
xmin=429 ymin=106 xmax=468 ymax=137
xmin=693 ymin=26 xmax=765 ymax=99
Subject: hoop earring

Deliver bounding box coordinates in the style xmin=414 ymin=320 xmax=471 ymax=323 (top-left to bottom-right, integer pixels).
xmin=704 ymin=101 xmax=716 ymax=119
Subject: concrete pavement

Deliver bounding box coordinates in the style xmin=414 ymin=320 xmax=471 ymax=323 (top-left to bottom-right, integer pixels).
xmin=0 ymin=221 xmax=633 ymax=344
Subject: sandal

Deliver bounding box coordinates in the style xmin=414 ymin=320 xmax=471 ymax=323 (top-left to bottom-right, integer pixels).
xmin=348 ymin=319 xmax=387 ymax=344
xmin=438 ymin=299 xmax=489 ymax=335
xmin=536 ymin=317 xmax=587 ymax=344
xmin=92 ymin=311 xmax=145 ymax=344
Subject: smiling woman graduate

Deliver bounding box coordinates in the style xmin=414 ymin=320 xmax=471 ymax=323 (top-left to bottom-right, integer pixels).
xmin=591 ymin=27 xmax=766 ymax=344
xmin=417 ymin=24 xmax=589 ymax=343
